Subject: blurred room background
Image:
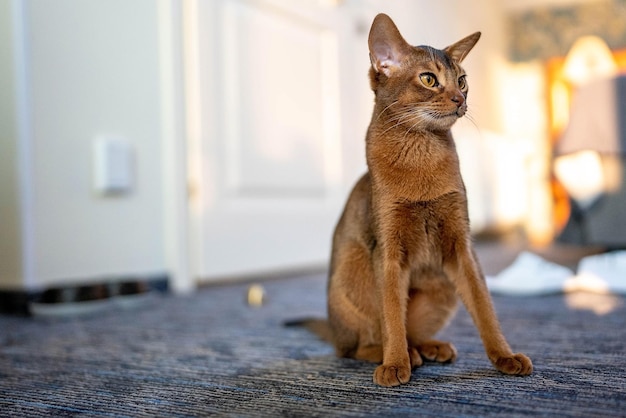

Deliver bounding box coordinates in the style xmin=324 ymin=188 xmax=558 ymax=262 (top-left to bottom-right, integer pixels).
xmin=2 ymin=0 xmax=626 ymax=298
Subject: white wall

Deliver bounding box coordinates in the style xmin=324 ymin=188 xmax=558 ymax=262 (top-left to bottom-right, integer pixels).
xmin=0 ymin=0 xmax=169 ymax=290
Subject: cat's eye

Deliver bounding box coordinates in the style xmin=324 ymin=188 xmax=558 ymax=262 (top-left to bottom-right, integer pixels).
xmin=419 ymin=73 xmax=438 ymax=88
xmin=458 ymin=75 xmax=467 ymax=90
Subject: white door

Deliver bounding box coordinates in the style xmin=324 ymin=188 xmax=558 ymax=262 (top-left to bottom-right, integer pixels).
xmin=185 ymin=0 xmax=375 ymax=281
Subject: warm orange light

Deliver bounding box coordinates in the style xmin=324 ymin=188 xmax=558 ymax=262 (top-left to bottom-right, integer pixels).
xmin=562 ymin=36 xmax=617 ymax=86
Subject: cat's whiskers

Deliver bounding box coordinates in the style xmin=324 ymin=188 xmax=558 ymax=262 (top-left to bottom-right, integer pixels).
xmin=403 ymin=109 xmax=437 ymax=139
xmin=379 ymin=119 xmax=407 ymax=137
xmin=380 ymin=105 xmax=447 ymax=138
xmin=387 ymin=109 xmax=425 ymax=139
xmin=393 ymin=110 xmax=422 ymax=125
xmin=379 ymin=99 xmax=465 ymax=138
xmin=375 ymin=103 xmax=415 ymax=137
xmin=462 ymin=109 xmax=480 ymax=131
xmin=379 ymin=107 xmax=420 ymax=136
xmin=376 ymin=101 xmax=400 ymax=121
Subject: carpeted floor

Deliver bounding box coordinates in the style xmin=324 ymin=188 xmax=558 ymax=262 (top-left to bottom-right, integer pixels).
xmin=1 ymin=269 xmax=625 ymax=416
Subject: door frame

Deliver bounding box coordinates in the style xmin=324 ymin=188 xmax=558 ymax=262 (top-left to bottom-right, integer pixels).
xmin=158 ymin=0 xmax=195 ymax=293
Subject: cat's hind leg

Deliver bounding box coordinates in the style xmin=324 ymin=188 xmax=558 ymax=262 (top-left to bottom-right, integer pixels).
xmin=415 ymin=340 xmax=457 ymax=363
xmin=405 ymin=279 xmax=459 ymax=364
xmin=327 ymin=241 xmax=382 ymax=361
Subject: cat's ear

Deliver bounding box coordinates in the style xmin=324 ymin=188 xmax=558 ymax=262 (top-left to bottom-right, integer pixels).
xmin=368 ymin=14 xmax=411 ymax=77
xmin=444 ymin=32 xmax=481 ymax=63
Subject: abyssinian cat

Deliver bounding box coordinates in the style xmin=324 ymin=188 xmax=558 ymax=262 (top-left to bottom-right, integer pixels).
xmin=299 ymin=13 xmax=533 ymax=387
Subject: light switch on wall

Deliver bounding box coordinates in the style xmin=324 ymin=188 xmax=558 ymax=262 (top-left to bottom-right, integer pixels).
xmin=93 ymin=136 xmax=135 ymax=195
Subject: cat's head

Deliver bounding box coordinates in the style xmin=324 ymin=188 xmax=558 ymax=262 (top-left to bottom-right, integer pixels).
xmin=368 ymin=13 xmax=480 ymax=132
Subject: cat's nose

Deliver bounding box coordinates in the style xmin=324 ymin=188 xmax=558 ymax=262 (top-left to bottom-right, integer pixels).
xmin=450 ymin=92 xmax=465 ymax=107
xmin=451 ymin=91 xmax=467 ymax=117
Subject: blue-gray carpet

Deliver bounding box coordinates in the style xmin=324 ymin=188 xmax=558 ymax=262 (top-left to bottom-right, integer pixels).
xmin=1 ymin=273 xmax=625 ymax=417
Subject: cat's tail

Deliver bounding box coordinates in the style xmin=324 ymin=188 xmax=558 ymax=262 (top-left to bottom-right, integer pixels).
xmin=284 ymin=318 xmax=333 ymax=343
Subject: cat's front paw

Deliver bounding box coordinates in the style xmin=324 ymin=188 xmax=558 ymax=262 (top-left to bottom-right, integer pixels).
xmin=373 ymin=363 xmax=411 ymax=387
xmin=494 ymin=353 xmax=533 ymax=376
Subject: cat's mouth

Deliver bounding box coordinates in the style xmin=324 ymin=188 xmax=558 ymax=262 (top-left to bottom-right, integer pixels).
xmin=440 ymin=107 xmax=465 ymax=120
xmin=430 ymin=107 xmax=465 ymax=129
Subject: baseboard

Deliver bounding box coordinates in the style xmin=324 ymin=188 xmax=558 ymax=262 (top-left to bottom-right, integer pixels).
xmin=0 ymin=290 xmax=36 ymax=316
xmin=0 ymin=273 xmax=169 ymax=316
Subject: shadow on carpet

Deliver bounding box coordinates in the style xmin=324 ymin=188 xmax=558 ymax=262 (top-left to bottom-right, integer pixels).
xmin=1 ymin=273 xmax=625 ymax=417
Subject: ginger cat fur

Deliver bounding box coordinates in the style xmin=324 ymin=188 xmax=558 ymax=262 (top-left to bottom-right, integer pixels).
xmin=320 ymin=14 xmax=532 ymax=387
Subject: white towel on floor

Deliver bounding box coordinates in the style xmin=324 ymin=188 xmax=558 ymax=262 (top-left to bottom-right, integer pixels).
xmin=486 ymin=252 xmax=573 ymax=296
xmin=570 ymin=250 xmax=626 ymax=294
xmin=487 ymin=251 xmax=626 ymax=296
xmin=486 ymin=250 xmax=626 ymax=296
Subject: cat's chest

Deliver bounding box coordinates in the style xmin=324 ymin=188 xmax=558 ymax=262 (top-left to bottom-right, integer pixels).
xmin=392 ymin=198 xmax=451 ymax=238
xmin=379 ymin=194 xmax=467 ymax=267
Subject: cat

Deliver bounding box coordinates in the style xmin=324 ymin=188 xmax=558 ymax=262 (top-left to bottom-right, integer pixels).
xmin=297 ymin=13 xmax=533 ymax=387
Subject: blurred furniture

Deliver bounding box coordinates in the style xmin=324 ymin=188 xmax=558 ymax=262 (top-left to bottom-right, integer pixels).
xmin=546 ymin=37 xmax=626 ymax=247
xmin=555 ymin=74 xmax=626 ymax=248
